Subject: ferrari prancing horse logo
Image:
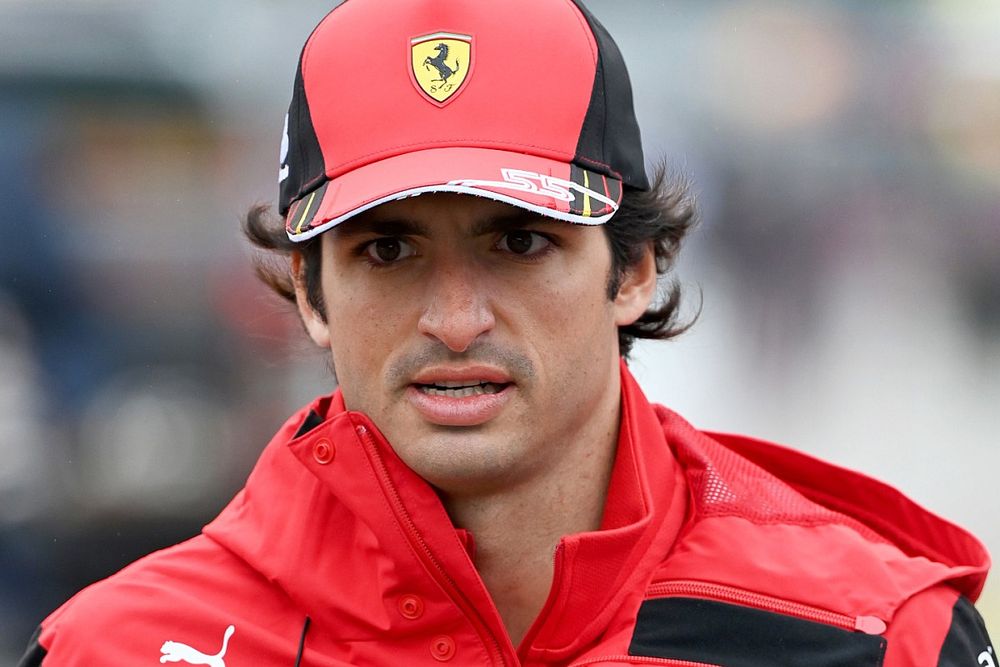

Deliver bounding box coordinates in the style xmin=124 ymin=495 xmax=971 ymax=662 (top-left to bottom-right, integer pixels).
xmin=411 ymin=32 xmax=472 ymax=105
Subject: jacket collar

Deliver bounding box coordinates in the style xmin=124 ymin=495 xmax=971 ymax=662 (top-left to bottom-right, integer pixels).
xmin=204 ymin=361 xmax=687 ymax=660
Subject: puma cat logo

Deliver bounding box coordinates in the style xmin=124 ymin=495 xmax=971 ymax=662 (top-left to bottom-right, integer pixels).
xmin=159 ymin=625 xmax=235 ymax=667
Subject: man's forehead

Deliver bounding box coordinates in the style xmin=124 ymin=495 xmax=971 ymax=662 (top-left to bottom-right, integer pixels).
xmin=330 ymin=193 xmax=568 ymax=238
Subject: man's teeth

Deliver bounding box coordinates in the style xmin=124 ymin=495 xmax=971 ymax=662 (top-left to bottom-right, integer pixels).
xmin=420 ymin=382 xmax=503 ymax=397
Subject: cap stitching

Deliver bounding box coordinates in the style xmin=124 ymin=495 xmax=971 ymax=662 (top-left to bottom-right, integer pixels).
xmin=293 ymin=77 xmax=310 ymax=202
xmin=335 ymin=138 xmax=569 ymax=163
xmin=562 ymin=0 xmax=599 ymax=65
xmin=300 ymin=172 xmax=329 ymax=197
xmin=324 ymin=139 xmax=615 ymax=177
xmin=572 ymin=155 xmax=621 ymax=179
xmin=598 ymin=55 xmax=610 ymax=167
xmin=293 ymin=17 xmax=328 ymax=203
xmin=567 ymin=0 xmax=610 ymax=173
xmin=563 ymin=0 xmax=604 ymax=164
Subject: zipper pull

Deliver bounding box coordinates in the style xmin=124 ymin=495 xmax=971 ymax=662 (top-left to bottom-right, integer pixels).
xmin=854 ymin=615 xmax=887 ymax=635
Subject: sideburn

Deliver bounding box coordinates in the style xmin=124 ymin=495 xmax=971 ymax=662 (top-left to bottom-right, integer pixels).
xmin=301 ymin=243 xmax=328 ymax=322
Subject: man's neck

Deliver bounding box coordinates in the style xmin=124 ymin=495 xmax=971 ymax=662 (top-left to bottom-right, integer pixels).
xmin=439 ymin=407 xmax=621 ymax=648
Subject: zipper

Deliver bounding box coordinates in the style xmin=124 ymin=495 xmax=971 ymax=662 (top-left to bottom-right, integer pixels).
xmin=515 ymin=541 xmax=565 ymax=659
xmin=355 ymin=423 xmax=511 ymax=666
xmin=645 ymin=580 xmax=886 ymax=635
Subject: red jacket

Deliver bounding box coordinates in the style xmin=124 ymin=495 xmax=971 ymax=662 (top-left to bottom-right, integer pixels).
xmin=21 ymin=365 xmax=994 ymax=666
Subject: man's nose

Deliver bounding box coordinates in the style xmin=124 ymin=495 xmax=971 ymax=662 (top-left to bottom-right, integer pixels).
xmin=417 ymin=263 xmax=496 ymax=353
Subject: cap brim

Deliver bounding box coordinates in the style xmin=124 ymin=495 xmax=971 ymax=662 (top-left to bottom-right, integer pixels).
xmin=284 ymin=147 xmax=623 ymax=241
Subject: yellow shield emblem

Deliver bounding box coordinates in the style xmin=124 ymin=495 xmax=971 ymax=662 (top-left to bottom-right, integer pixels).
xmin=411 ymin=32 xmax=472 ymax=105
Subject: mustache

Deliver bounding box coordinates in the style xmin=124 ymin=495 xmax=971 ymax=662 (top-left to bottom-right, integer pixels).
xmin=387 ymin=341 xmax=535 ymax=387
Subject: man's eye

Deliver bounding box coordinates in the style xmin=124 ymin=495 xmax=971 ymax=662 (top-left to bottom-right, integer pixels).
xmin=497 ymin=231 xmax=550 ymax=256
xmin=364 ymin=237 xmax=415 ymax=264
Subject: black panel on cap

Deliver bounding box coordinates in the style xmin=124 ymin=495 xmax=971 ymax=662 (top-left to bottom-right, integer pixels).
xmin=569 ymin=0 xmax=649 ymax=191
xmin=279 ymin=61 xmax=328 ymax=216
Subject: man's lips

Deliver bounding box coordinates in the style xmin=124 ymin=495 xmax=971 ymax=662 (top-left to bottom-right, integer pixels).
xmin=416 ymin=381 xmax=507 ymax=397
xmin=410 ymin=365 xmax=513 ymax=386
xmin=406 ymin=366 xmax=514 ymax=426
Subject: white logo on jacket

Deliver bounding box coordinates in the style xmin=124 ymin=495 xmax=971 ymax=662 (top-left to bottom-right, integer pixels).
xmin=981 ymin=645 xmax=996 ymax=667
xmin=160 ymin=625 xmax=235 ymax=667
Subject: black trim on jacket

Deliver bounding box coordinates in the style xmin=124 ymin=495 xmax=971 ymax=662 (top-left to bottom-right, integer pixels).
xmin=937 ymin=595 xmax=995 ymax=666
xmin=16 ymin=625 xmax=45 ymax=667
xmin=629 ymin=597 xmax=887 ymax=666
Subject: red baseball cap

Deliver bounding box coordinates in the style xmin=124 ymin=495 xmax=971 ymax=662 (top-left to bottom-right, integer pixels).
xmin=279 ymin=0 xmax=648 ymax=242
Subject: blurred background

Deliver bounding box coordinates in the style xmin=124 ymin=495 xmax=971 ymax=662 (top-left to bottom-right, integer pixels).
xmin=1 ymin=0 xmax=997 ymax=657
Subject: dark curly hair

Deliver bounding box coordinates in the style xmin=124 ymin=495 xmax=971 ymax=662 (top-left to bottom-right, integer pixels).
xmin=242 ymin=164 xmax=698 ymax=358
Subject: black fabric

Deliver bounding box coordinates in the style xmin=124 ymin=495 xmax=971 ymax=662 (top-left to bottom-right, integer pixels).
xmin=294 ymin=616 xmax=311 ymax=667
xmin=568 ymin=165 xmax=615 ymax=217
xmin=629 ymin=597 xmax=886 ymax=667
xmin=279 ymin=61 xmax=328 ymax=216
xmin=286 ymin=180 xmax=331 ymax=236
xmin=16 ymin=625 xmax=46 ymax=667
xmin=937 ymin=596 xmax=995 ymax=666
xmin=605 ymin=175 xmax=622 ymax=203
xmin=569 ymin=0 xmax=648 ymax=190
xmin=293 ymin=409 xmax=326 ymax=439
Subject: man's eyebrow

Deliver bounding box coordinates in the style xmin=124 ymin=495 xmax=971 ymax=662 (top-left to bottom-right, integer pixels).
xmin=470 ymin=211 xmax=557 ymax=236
xmin=332 ymin=211 xmax=559 ymax=239
xmin=330 ymin=218 xmax=430 ymax=239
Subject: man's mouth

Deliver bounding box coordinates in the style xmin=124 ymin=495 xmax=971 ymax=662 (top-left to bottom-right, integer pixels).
xmin=416 ymin=381 xmax=508 ymax=397
xmin=406 ymin=369 xmax=515 ymax=426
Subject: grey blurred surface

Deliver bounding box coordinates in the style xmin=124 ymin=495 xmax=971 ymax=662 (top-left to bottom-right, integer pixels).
xmin=1 ymin=0 xmax=998 ymax=658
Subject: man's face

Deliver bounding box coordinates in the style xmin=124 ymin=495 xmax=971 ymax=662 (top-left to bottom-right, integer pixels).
xmin=297 ymin=193 xmax=654 ymax=496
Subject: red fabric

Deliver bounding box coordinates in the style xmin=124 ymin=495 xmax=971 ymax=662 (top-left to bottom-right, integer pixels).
xmin=34 ymin=364 xmax=990 ymax=665
xmin=882 ymin=584 xmax=962 ymax=666
xmin=303 ymin=1 xmax=598 ymax=180
xmin=708 ymin=430 xmax=990 ymax=600
xmin=306 ymin=147 xmax=604 ymax=238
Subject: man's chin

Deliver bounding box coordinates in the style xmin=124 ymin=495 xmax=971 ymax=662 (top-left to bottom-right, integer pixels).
xmin=387 ymin=428 xmax=525 ymax=491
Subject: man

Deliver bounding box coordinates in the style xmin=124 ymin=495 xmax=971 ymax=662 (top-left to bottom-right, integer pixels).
xmin=19 ymin=0 xmax=994 ymax=665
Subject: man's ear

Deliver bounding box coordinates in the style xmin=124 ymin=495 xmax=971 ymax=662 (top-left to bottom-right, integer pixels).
xmin=613 ymin=243 xmax=658 ymax=327
xmin=291 ymin=252 xmax=331 ymax=348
